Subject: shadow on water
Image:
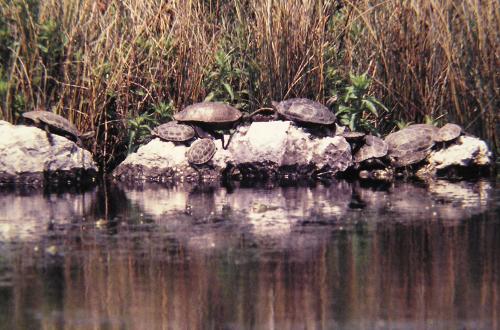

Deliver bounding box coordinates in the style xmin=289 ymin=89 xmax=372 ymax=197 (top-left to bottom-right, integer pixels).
xmin=0 ymin=179 xmax=499 ymax=329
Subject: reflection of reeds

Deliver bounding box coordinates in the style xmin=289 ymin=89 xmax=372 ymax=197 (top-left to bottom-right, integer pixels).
xmin=5 ymin=218 xmax=499 ymax=328
xmin=0 ymin=0 xmax=498 ymax=165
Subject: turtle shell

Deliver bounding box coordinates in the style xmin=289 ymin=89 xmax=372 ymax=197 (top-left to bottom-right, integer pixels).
xmin=385 ymin=124 xmax=437 ymax=167
xmin=343 ymin=131 xmax=366 ymax=141
xmin=186 ymin=138 xmax=216 ymax=165
xmin=272 ymin=98 xmax=336 ymax=125
xmin=152 ymin=122 xmax=195 ymax=142
xmin=174 ymin=102 xmax=242 ymax=128
xmin=23 ymin=111 xmax=79 ymax=141
xmin=354 ymin=135 xmax=388 ymax=163
xmin=434 ymin=123 xmax=462 ymax=142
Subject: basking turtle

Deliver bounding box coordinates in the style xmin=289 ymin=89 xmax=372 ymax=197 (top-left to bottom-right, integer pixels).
xmin=271 ymin=98 xmax=336 ymax=126
xmin=354 ymin=135 xmax=388 ymax=163
xmin=433 ymin=123 xmax=462 ymax=143
xmin=174 ymin=102 xmax=242 ymax=148
xmin=385 ymin=124 xmax=437 ymax=167
xmin=342 ymin=131 xmax=365 ymax=141
xmin=186 ymin=138 xmax=216 ymax=165
xmin=152 ymin=121 xmax=195 ymax=142
xmin=23 ymin=110 xmax=80 ymax=142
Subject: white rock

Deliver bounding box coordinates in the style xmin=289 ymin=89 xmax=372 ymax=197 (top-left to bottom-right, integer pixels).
xmin=229 ymin=121 xmax=291 ymax=164
xmin=429 ymin=136 xmax=491 ymax=169
xmin=0 ymin=121 xmax=97 ymax=182
xmin=114 ymin=121 xmax=353 ymax=182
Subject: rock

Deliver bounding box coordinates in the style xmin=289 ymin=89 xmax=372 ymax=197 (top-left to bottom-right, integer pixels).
xmin=0 ymin=121 xmax=97 ymax=186
xmin=113 ymin=121 xmax=493 ymax=183
xmin=114 ymin=121 xmax=353 ymax=182
xmin=229 ymin=121 xmax=290 ymax=164
xmin=428 ymin=136 xmax=491 ymax=169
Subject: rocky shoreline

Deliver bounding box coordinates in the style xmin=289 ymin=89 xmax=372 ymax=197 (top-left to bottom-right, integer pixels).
xmin=0 ymin=121 xmax=97 ymax=187
xmin=0 ymin=119 xmax=494 ymax=187
xmin=113 ymin=121 xmax=493 ymax=184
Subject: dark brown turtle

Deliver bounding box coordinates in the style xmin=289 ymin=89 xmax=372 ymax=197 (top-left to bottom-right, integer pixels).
xmin=23 ymin=110 xmax=80 ymax=142
xmin=186 ymin=138 xmax=216 ymax=165
xmin=342 ymin=131 xmax=366 ymax=142
xmin=354 ymin=135 xmax=388 ymax=163
xmin=271 ymin=98 xmax=336 ymax=126
xmin=385 ymin=124 xmax=437 ymax=167
xmin=152 ymin=122 xmax=195 ymax=142
xmin=174 ymin=102 xmax=243 ymax=148
xmin=433 ymin=123 xmax=462 ymax=142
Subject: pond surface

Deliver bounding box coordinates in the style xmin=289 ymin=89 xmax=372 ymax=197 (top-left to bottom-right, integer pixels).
xmin=0 ymin=179 xmax=499 ymax=329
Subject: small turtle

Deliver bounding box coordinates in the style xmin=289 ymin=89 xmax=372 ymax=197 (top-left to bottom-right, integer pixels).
xmin=354 ymin=135 xmax=388 ymax=163
xmin=385 ymin=124 xmax=437 ymax=167
xmin=186 ymin=138 xmax=216 ymax=165
xmin=342 ymin=131 xmax=366 ymax=142
xmin=23 ymin=110 xmax=81 ymax=142
xmin=433 ymin=123 xmax=462 ymax=143
xmin=271 ymin=98 xmax=336 ymax=126
xmin=174 ymin=102 xmax=243 ymax=148
xmin=152 ymin=122 xmax=195 ymax=142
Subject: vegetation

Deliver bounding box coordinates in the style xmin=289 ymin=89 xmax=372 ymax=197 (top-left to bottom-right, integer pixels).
xmin=0 ymin=0 xmax=498 ymax=170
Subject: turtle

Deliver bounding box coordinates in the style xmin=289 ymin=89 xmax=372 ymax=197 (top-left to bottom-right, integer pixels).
xmin=384 ymin=124 xmax=438 ymax=167
xmin=23 ymin=110 xmax=81 ymax=143
xmin=152 ymin=121 xmax=195 ymax=142
xmin=342 ymin=131 xmax=366 ymax=141
xmin=433 ymin=123 xmax=462 ymax=143
xmin=354 ymin=135 xmax=388 ymax=163
xmin=186 ymin=138 xmax=217 ymax=165
xmin=174 ymin=102 xmax=243 ymax=149
xmin=271 ymin=98 xmax=336 ymax=126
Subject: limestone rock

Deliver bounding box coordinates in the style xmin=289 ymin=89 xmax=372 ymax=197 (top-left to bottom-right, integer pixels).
xmin=0 ymin=121 xmax=97 ymax=185
xmin=114 ymin=121 xmax=353 ymax=182
xmin=428 ymin=136 xmax=491 ymax=169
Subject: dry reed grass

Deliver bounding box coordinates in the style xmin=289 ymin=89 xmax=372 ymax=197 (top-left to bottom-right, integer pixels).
xmin=0 ymin=0 xmax=498 ymax=169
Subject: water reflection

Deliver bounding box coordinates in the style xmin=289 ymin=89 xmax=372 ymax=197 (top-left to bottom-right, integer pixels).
xmin=0 ymin=180 xmax=498 ymax=329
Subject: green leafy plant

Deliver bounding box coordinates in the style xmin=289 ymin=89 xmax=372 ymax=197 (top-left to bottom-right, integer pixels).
xmin=203 ymin=49 xmax=249 ymax=111
xmin=334 ymin=73 xmax=388 ymax=133
xmin=127 ymin=101 xmax=174 ymax=154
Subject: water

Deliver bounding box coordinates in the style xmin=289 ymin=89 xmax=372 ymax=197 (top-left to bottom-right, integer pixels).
xmin=0 ymin=179 xmax=499 ymax=329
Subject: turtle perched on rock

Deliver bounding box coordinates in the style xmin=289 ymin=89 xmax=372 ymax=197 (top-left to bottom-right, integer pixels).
xmin=152 ymin=121 xmax=195 ymax=142
xmin=23 ymin=110 xmax=83 ymax=143
xmin=354 ymin=135 xmax=388 ymax=163
xmin=186 ymin=138 xmax=217 ymax=165
xmin=342 ymin=131 xmax=365 ymax=142
xmin=174 ymin=102 xmax=242 ymax=149
xmin=433 ymin=123 xmax=462 ymax=143
xmin=385 ymin=124 xmax=438 ymax=167
xmin=271 ymin=98 xmax=336 ymax=131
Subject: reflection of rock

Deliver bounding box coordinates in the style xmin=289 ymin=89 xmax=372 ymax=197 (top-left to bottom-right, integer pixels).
xmin=354 ymin=180 xmax=492 ymax=222
xmin=113 ymin=121 xmax=353 ymax=183
xmin=0 ymin=121 xmax=97 ymax=186
xmin=0 ymin=189 xmax=97 ymax=240
xmin=120 ymin=181 xmax=353 ymax=245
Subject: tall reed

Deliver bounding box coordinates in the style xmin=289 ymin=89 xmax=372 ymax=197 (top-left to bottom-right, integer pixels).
xmin=0 ymin=0 xmax=497 ymax=169
xmin=342 ymin=0 xmax=499 ymax=147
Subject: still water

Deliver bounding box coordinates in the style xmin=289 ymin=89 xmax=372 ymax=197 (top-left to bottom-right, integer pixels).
xmin=0 ymin=179 xmax=498 ymax=329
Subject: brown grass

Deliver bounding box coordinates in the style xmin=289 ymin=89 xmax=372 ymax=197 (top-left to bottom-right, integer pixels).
xmin=0 ymin=0 xmax=498 ymax=169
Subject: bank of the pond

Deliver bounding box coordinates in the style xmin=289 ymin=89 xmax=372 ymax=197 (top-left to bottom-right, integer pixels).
xmin=113 ymin=121 xmax=493 ymax=184
xmin=0 ymin=117 xmax=494 ymax=187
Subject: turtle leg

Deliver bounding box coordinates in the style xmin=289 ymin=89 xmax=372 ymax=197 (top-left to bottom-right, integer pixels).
xmin=193 ymin=125 xmax=211 ymax=139
xmin=44 ymin=125 xmax=55 ymax=146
